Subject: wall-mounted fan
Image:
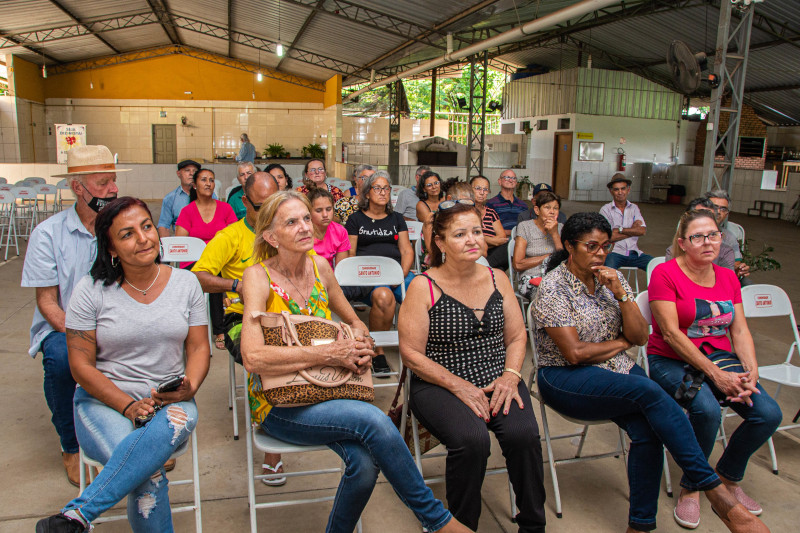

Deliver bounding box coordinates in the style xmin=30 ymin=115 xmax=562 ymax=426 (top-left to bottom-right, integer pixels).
xmin=666 ymin=40 xmax=720 ymax=94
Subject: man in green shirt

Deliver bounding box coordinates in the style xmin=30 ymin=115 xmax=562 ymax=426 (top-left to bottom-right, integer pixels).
xmin=227 ymin=161 xmax=255 ymax=219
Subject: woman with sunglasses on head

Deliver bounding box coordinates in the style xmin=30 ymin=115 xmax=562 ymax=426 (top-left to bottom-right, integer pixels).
xmin=342 ymin=170 xmax=415 ymax=376
xmin=647 ymin=210 xmax=781 ymax=529
xmin=512 ymin=191 xmax=563 ymax=299
xmin=36 ymin=197 xmax=210 ymax=533
xmin=399 ymin=200 xmax=546 ymax=532
xmin=297 ymin=158 xmax=345 ymax=202
xmin=532 ymin=212 xmax=769 ymax=533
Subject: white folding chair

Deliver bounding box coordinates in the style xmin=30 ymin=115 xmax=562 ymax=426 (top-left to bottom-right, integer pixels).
xmin=0 ymin=177 xmax=6 ymax=184
xmin=78 ymin=431 xmax=202 ymax=531
xmin=224 ymin=184 xmax=236 ymax=202
xmin=414 ymin=236 xmax=424 ymax=273
xmin=526 ymin=304 xmax=630 ymax=518
xmin=35 ymin=184 xmax=58 ymax=219
xmin=26 ymin=177 xmax=46 ymax=184
xmin=12 ymin=185 xmax=39 ymax=239
xmin=476 ymin=256 xmax=490 ymax=267
xmin=619 ymin=266 xmax=640 ymax=296
xmin=406 ymin=220 xmax=423 ymax=242
xmin=56 ymin=179 xmax=73 ymax=211
xmin=508 ymin=226 xmax=532 ymax=331
xmin=0 ymin=184 xmax=10 ymax=191
xmin=0 ymin=190 xmax=20 ymax=261
xmin=244 ymin=370 xmax=362 ymax=533
xmin=726 ymin=221 xmax=745 ymax=244
xmin=334 ymin=256 xmax=405 ymax=384
xmin=646 ymin=256 xmax=666 ymax=286
xmin=741 ymin=284 xmax=800 ymax=475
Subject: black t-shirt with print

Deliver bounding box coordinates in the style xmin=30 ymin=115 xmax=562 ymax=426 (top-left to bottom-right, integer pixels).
xmin=345 ymin=210 xmax=408 ymax=264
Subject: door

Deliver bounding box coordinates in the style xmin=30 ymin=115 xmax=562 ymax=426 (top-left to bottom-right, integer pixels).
xmin=552 ymin=132 xmax=573 ymax=199
xmin=152 ymin=124 xmax=177 ymax=164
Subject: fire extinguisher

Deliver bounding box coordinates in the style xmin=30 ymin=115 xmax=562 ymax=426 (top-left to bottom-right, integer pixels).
xmin=617 ymin=149 xmax=626 ymax=172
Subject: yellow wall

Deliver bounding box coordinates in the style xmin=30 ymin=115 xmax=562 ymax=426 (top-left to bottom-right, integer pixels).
xmin=43 ymin=54 xmax=324 ymax=103
xmin=10 ymin=56 xmax=45 ymax=103
xmin=324 ymin=75 xmax=342 ymax=108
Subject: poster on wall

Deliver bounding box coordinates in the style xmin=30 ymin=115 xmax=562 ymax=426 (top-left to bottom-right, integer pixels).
xmin=55 ymin=124 xmax=87 ymax=164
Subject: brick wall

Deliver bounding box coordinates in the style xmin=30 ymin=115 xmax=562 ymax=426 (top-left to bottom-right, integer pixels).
xmin=693 ymin=99 xmax=767 ymax=169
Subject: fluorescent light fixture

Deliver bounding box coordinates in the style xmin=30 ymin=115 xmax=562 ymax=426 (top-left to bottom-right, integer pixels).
xmin=42 ymin=64 xmax=47 ymax=78
xmin=276 ymin=43 xmax=284 ymax=57
xmin=257 ymin=71 xmax=263 ymax=82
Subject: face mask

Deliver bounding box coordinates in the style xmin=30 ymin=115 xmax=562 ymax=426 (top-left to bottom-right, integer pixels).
xmin=80 ymin=183 xmax=117 ymax=213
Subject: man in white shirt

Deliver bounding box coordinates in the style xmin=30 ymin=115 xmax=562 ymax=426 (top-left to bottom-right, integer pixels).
xmin=599 ymin=174 xmax=653 ymax=270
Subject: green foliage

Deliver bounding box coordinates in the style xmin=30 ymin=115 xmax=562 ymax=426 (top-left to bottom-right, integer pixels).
xmin=515 ymin=176 xmax=531 ymax=200
xmin=264 ymin=143 xmax=288 ymax=158
xmin=740 ymin=238 xmax=781 ymax=273
xmin=302 ymin=143 xmax=325 ymax=159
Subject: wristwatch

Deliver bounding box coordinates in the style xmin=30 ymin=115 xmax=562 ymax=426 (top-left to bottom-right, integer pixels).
xmin=615 ymin=293 xmax=631 ymax=303
xmin=231 ymin=279 xmax=239 ymax=293
xmin=618 ymin=226 xmax=624 ymax=233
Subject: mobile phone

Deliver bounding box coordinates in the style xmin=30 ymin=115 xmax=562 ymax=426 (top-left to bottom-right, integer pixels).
xmin=157 ymin=375 xmax=185 ymax=393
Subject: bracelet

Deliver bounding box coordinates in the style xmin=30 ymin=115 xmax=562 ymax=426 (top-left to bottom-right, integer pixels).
xmin=503 ymin=367 xmax=523 ymax=380
xmin=231 ymin=279 xmax=239 ymax=292
xmin=121 ymin=400 xmax=136 ymax=417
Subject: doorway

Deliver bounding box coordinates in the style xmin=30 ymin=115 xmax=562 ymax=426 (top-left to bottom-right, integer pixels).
xmin=552 ymin=132 xmax=573 ymax=199
xmin=152 ymin=124 xmax=177 ymax=164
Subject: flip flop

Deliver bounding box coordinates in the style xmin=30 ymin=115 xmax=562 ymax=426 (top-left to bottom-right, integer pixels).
xmin=214 ymin=335 xmax=226 ymax=350
xmin=262 ymin=461 xmax=287 ymax=486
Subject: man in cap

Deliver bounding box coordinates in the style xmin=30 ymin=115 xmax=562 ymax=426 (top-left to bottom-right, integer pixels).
xmin=157 ymin=159 xmax=204 ymax=237
xmin=599 ymin=173 xmax=653 ymax=270
xmin=517 ymin=182 xmax=567 ymax=224
xmin=21 ymin=145 xmax=124 ymax=486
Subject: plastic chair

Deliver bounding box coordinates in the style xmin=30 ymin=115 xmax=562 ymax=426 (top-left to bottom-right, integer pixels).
xmin=26 ymin=177 xmax=46 ymax=184
xmin=244 ymin=369 xmax=362 ymax=533
xmin=508 ymin=226 xmax=532 ymax=331
xmin=35 ymin=184 xmax=58 ymax=219
xmin=0 ymin=184 xmax=11 ymax=191
xmin=56 ymin=179 xmax=73 ymax=211
xmin=726 ymin=221 xmax=745 ymax=244
xmin=741 ymin=284 xmax=800 ymax=474
xmin=619 ymin=266 xmax=640 ymax=296
xmin=224 ymin=184 xmax=236 ymax=202
xmin=0 ymin=190 xmax=20 ymax=261
xmin=646 ymin=256 xmax=666 ymax=286
xmin=526 ymin=304 xmax=630 ymax=518
xmin=79 ymin=431 xmax=202 ymax=531
xmin=413 ymin=236 xmax=424 ymax=273
xmin=406 ymin=220 xmax=423 ymax=242
xmin=476 ymin=255 xmax=490 ymax=267
xmin=12 ymin=185 xmax=39 ymax=239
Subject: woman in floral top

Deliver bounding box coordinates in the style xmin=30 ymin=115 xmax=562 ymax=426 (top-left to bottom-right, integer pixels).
xmin=532 ymin=212 xmax=767 ymax=533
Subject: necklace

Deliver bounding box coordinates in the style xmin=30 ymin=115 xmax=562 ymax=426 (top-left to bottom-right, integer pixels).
xmin=278 ymin=260 xmax=312 ymax=308
xmin=125 ymin=265 xmax=161 ymax=296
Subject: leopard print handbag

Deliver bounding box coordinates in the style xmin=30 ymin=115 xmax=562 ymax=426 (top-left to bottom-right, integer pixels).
xmin=253 ymin=310 xmax=375 ymax=407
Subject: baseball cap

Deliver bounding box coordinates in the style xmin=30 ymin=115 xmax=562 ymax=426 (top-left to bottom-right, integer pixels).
xmin=177 ymin=159 xmax=201 ymax=171
xmin=533 ymin=183 xmax=553 ymax=195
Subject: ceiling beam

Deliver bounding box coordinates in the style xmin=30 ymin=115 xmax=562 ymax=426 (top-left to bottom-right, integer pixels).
xmin=0 ymin=31 xmax=62 ymax=63
xmin=0 ymin=12 xmax=159 ymax=48
xmin=227 ymin=0 xmax=233 ymax=58
xmin=145 ymin=0 xmax=182 ymax=45
xmin=745 ymin=84 xmax=800 ymax=94
xmin=46 ymin=0 xmax=120 ymax=54
xmin=275 ymin=0 xmax=324 ymax=71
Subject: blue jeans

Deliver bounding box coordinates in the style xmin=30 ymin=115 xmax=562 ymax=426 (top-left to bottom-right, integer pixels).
xmin=41 ymin=331 xmax=79 ymax=453
xmin=604 ymin=251 xmax=653 ymax=271
xmin=647 ymin=353 xmax=782 ymax=483
xmin=63 ymin=387 xmax=197 ymax=532
xmin=538 ymin=365 xmax=721 ymax=531
xmin=262 ymin=400 xmax=452 ymax=533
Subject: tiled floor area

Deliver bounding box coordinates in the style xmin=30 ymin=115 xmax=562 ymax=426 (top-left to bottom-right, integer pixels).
xmin=1 ymin=200 xmax=798 ymax=532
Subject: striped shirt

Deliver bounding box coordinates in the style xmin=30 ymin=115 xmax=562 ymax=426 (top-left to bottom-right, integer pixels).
xmin=486 ymin=193 xmax=528 ymax=231
xmin=481 ymin=207 xmax=500 ymax=238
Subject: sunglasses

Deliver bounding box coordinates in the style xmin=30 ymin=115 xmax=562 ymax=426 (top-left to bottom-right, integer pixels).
xmin=438 ymin=199 xmax=475 ymax=210
xmin=574 ymin=240 xmax=614 ymax=254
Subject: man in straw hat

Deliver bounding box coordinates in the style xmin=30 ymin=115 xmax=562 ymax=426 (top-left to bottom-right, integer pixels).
xmin=21 ymin=145 xmax=126 ymax=486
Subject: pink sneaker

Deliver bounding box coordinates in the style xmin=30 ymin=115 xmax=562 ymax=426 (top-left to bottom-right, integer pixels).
xmin=673 ymin=496 xmax=701 ymax=529
xmin=732 ymin=486 xmax=763 ymax=515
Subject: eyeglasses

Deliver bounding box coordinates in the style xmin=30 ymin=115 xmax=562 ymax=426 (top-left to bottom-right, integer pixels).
xmin=574 ymin=240 xmax=614 ymax=254
xmin=370 ymin=186 xmax=391 ymax=193
xmin=715 ymin=206 xmax=730 ymax=214
xmin=424 ymin=181 xmax=441 ymax=188
xmin=473 ymin=186 xmax=490 ymax=193
xmin=308 ymin=168 xmax=325 ymax=174
xmin=686 ymin=231 xmax=722 ymax=245
xmin=501 ymin=176 xmax=518 ymax=182
xmin=438 ymin=199 xmax=475 ymax=210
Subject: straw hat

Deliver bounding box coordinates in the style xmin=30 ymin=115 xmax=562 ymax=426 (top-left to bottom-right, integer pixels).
xmin=53 ymin=145 xmax=131 ymax=177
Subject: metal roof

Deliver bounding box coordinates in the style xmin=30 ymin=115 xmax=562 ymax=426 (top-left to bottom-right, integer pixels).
xmin=0 ymin=1 xmax=798 ymax=124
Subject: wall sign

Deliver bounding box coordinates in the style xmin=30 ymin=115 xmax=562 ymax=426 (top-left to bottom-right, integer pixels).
xmin=576 ymin=132 xmax=594 ymax=140
xmin=55 ymin=124 xmax=86 ymax=164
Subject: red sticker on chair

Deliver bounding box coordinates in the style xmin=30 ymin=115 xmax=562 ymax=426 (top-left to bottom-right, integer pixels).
xmin=358 ymin=265 xmax=381 ymax=277
xmin=167 ymin=244 xmax=189 ymax=255
xmin=754 ymin=294 xmax=772 ymax=308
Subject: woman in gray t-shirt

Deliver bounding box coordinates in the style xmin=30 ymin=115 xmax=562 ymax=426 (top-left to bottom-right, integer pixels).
xmin=37 ymin=197 xmax=210 ymax=533
xmin=512 ymin=191 xmax=563 ymax=298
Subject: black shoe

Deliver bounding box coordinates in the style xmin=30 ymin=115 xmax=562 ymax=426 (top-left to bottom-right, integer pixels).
xmin=372 ymin=354 xmax=392 ymax=377
xmin=36 ymin=514 xmax=87 ymax=533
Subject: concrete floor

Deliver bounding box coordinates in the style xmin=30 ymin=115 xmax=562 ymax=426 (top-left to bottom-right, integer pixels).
xmin=1 ymin=200 xmax=798 ymax=532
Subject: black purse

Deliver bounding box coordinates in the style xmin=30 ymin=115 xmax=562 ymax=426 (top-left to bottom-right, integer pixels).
xmin=673 ymin=342 xmax=746 ymax=409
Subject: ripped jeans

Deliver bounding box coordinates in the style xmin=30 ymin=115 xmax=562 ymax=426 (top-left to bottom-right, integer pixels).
xmin=63 ymin=386 xmax=197 ymax=532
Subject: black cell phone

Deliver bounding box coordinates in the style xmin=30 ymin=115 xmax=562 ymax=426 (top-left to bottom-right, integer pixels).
xmin=157 ymin=375 xmax=185 ymax=393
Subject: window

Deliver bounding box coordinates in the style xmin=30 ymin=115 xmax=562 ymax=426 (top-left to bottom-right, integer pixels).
xmin=738 ymin=137 xmax=766 ymax=158
xmin=536 ymin=119 xmax=548 ymax=131
xmin=558 ymin=118 xmax=570 ymax=129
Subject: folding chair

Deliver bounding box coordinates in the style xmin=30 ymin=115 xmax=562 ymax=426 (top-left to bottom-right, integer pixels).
xmin=334 ymin=256 xmax=404 ymax=385
xmin=56 ymin=179 xmax=73 ymax=211
xmin=224 ymin=184 xmax=236 ymax=202
xmin=78 ymin=431 xmax=202 ymax=531
xmin=12 ymin=185 xmax=38 ymax=239
xmin=741 ymin=284 xmax=800 ymax=475
xmin=508 ymin=226 xmax=532 ymax=331
xmin=0 ymin=177 xmax=6 ymax=184
xmin=526 ymin=304 xmax=629 ymax=518
xmin=646 ymin=256 xmax=666 ymax=286
xmin=726 ymin=221 xmax=745 ymax=244
xmin=414 ymin=236 xmax=424 ymax=273
xmin=406 ymin=220 xmax=423 ymax=243
xmin=244 ymin=369 xmax=362 ymax=533
xmin=0 ymin=190 xmax=20 ymax=261
xmin=619 ymin=266 xmax=640 ymax=296
xmin=35 ymin=184 xmax=58 ymax=219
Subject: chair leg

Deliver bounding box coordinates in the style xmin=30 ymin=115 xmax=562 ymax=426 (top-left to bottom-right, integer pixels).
xmin=662 ymin=448 xmax=673 ymax=497
xmin=230 ymin=356 xmax=239 ymax=440
xmin=191 ymin=432 xmax=203 ymax=533
xmin=245 ymin=402 xmax=258 ymax=532
xmin=574 ymin=425 xmax=589 ymax=458
xmin=618 ymin=428 xmax=629 ymax=475
xmin=767 ymin=436 xmax=779 ymax=475
xmin=540 ymin=404 xmax=563 ymax=518
xmin=508 ymin=480 xmax=518 ymax=521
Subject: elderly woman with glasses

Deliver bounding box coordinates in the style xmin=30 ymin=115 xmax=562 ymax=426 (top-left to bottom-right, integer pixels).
xmin=298 ymin=158 xmax=345 ymax=202
xmin=647 ymin=209 xmax=780 ymax=529
xmin=532 ymin=212 xmax=769 ymax=533
xmin=341 ymin=170 xmax=414 ymax=376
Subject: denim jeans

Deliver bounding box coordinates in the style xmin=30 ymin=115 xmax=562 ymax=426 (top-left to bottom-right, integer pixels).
xmin=604 ymin=250 xmax=654 ymax=271
xmin=647 ymin=353 xmax=782 ymax=483
xmin=538 ymin=364 xmax=721 ymax=531
xmin=63 ymin=387 xmax=197 ymax=532
xmin=262 ymin=400 xmax=452 ymax=533
xmin=41 ymin=331 xmax=79 ymax=453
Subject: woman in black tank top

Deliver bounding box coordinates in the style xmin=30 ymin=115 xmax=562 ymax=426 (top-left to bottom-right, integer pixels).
xmin=398 ymin=201 xmax=547 ymax=532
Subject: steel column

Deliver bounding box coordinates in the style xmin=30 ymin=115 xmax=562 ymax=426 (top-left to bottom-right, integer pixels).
xmin=702 ymin=1 xmax=755 ymax=193
xmin=467 ymin=51 xmax=489 ymax=178
xmin=388 ymin=81 xmax=401 ymax=184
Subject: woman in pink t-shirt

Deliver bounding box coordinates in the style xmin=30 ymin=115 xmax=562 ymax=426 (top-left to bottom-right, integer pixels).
xmin=648 ymin=210 xmax=780 ymax=529
xmin=176 ymin=168 xmax=237 ymax=349
xmin=307 ymin=187 xmax=350 ymax=268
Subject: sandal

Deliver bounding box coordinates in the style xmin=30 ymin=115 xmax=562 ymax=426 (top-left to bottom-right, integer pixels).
xmin=261 ymin=461 xmax=287 ymax=486
xmin=214 ymin=335 xmax=226 ymax=351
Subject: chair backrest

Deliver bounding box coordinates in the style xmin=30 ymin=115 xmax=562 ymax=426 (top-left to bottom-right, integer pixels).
xmin=476 ymin=255 xmax=490 ymax=267
xmin=741 ymin=284 xmax=800 ymax=364
xmin=406 ymin=220 xmax=423 ymax=241
xmin=224 ymin=184 xmax=236 ymax=202
xmin=414 ymin=235 xmax=423 ymax=272
xmin=0 ymin=190 xmax=16 ymax=204
xmin=14 ymin=180 xmax=30 ymax=187
xmin=160 ymin=236 xmax=207 ymax=264
xmin=334 ymin=256 xmax=406 ymax=301
xmin=726 ymin=221 xmax=745 ymax=244
xmin=0 ymin=184 xmax=12 ymax=191
xmin=646 ymin=256 xmax=665 ymax=285
xmin=526 ymin=303 xmax=541 ymax=389
xmin=635 ymin=290 xmax=652 ymax=325
xmin=12 ymin=186 xmax=36 ymax=199
xmin=26 ymin=177 xmax=46 ymax=184
xmin=508 ymin=226 xmax=518 ymax=280
xmin=35 ymin=184 xmax=57 ymax=194
xmin=56 ymin=178 xmax=71 ymax=189
xmin=0 ymin=177 xmax=6 ymax=184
